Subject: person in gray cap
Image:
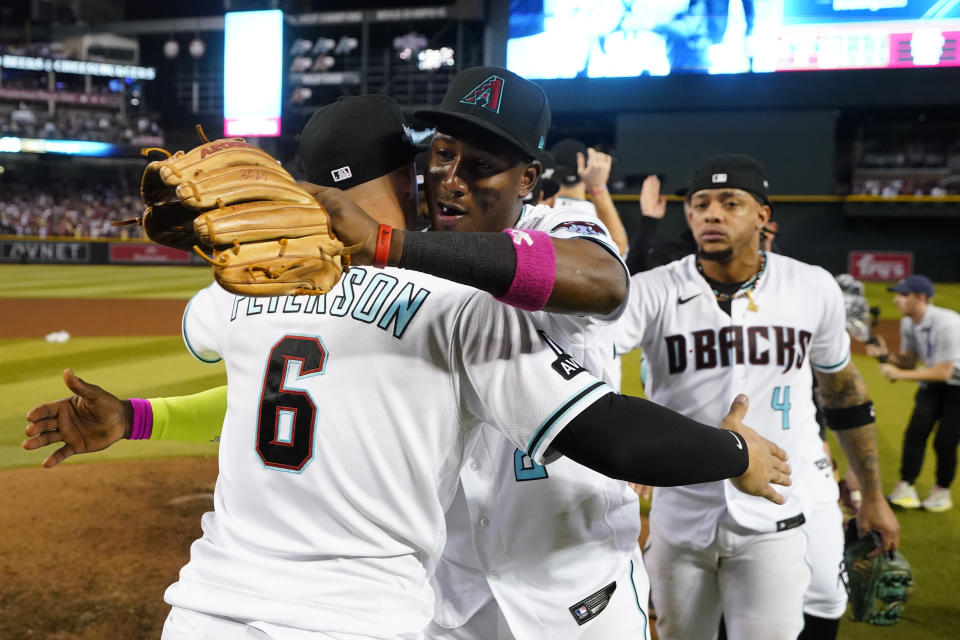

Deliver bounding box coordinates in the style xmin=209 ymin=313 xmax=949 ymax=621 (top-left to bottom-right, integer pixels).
xmin=868 ymin=274 xmax=960 ymax=512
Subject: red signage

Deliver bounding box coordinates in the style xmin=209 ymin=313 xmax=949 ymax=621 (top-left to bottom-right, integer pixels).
xmin=109 ymin=244 xmax=193 ymax=264
xmin=847 ymin=251 xmax=913 ymax=281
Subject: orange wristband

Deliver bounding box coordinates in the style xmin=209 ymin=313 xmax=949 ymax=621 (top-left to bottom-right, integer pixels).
xmin=373 ymin=224 xmax=393 ymax=268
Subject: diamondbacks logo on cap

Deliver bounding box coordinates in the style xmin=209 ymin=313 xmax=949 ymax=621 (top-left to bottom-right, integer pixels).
xmin=331 ymin=166 xmax=353 ymax=183
xmin=460 ymin=75 xmax=505 ymax=114
xmin=712 ymin=173 xmax=727 ymax=183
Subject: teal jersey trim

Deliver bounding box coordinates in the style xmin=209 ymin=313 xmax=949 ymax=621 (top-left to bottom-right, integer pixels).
xmin=526 ymin=381 xmax=608 ymax=458
xmin=812 ymin=351 xmax=850 ymax=373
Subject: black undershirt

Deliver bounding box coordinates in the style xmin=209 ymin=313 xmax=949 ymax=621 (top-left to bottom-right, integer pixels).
xmin=703 ymin=276 xmax=746 ymax=316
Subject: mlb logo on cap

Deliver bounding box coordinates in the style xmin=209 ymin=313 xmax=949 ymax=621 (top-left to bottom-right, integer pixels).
xmin=712 ymin=173 xmax=728 ymax=183
xmin=574 ymin=605 xmax=589 ymax=619
xmin=331 ymin=166 xmax=353 ymax=183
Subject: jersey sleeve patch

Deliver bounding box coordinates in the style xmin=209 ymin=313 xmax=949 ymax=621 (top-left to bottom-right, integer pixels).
xmin=550 ymin=220 xmax=608 ymax=238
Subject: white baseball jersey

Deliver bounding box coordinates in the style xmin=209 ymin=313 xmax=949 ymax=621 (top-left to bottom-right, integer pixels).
xmin=168 ymin=272 xmax=612 ymax=638
xmin=552 ymin=196 xmax=598 ymax=220
xmin=615 ymin=253 xmax=851 ymax=548
xmin=431 ymin=204 xmax=642 ymax=639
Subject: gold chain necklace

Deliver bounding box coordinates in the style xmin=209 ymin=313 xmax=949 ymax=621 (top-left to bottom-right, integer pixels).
xmin=696 ymin=252 xmax=767 ymax=312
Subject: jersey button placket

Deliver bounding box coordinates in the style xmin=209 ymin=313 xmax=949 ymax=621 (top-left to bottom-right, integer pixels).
xmin=469 ymin=460 xmax=480 ymax=471
xmin=479 ymin=516 xmax=490 ymax=527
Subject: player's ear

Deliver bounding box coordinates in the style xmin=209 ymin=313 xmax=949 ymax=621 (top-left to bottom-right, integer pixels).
xmin=518 ymin=160 xmax=541 ymax=199
xmin=756 ymin=203 xmax=771 ymax=229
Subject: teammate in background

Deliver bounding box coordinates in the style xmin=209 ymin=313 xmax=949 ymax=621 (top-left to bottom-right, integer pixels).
xmin=615 ymin=154 xmax=899 ymax=640
xmin=549 ymin=138 xmax=630 ymax=255
xmin=623 ymin=168 xmax=849 ymax=639
xmin=22 ymin=79 xmax=792 ymax=637
xmin=869 ymin=275 xmax=960 ymax=513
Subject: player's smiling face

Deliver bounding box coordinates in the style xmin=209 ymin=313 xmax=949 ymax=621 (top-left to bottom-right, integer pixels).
xmin=426 ymin=127 xmax=540 ymax=233
xmin=686 ymin=188 xmax=769 ymax=262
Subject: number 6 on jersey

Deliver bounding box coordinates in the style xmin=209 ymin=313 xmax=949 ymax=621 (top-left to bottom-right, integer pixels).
xmin=257 ymin=335 xmax=326 ymax=472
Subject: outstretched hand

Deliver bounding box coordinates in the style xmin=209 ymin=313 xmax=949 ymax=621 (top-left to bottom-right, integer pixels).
xmin=300 ymin=182 xmax=381 ymax=265
xmin=722 ymin=395 xmax=792 ymax=505
xmin=577 ymin=148 xmax=612 ymax=192
xmin=639 ymin=174 xmax=667 ymax=219
xmin=23 ymin=369 xmax=131 ymax=468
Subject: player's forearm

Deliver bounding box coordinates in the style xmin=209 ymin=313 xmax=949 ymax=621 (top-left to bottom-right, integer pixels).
xmin=147 ymin=385 xmax=228 ymax=442
xmin=588 ymin=189 xmax=629 ymax=256
xmin=815 ymin=362 xmax=884 ymax=496
xmin=396 ymin=231 xmax=627 ymax=315
xmin=833 ymin=424 xmax=884 ymax=498
xmin=550 ymin=392 xmax=749 ymax=485
xmin=548 ymin=237 xmax=627 ymax=315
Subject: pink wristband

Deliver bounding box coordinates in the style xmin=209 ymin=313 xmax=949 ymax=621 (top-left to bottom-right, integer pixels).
xmin=128 ymin=398 xmax=154 ymax=440
xmin=494 ymin=229 xmax=556 ymax=311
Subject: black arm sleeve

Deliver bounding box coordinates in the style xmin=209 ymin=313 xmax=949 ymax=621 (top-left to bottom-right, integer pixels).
xmin=625 ymin=215 xmax=662 ymax=275
xmin=398 ymin=230 xmax=517 ymax=297
xmin=550 ymin=392 xmax=749 ymax=486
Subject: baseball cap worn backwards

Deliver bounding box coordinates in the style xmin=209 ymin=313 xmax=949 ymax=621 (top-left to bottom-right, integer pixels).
xmin=415 ymin=66 xmax=551 ymax=160
xmin=687 ymin=154 xmax=771 ymax=207
xmin=889 ymin=275 xmax=935 ymax=298
xmin=300 ymin=94 xmax=417 ymax=189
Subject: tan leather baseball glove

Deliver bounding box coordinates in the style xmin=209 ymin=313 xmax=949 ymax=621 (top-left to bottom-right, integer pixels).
xmin=125 ymin=126 xmax=355 ymax=296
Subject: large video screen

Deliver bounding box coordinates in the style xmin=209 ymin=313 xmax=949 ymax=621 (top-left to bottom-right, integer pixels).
xmin=506 ymin=1 xmax=960 ymax=78
xmin=224 ymin=10 xmax=283 ymax=137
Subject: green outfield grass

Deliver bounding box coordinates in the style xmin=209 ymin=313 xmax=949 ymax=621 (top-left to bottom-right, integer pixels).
xmin=0 ymin=264 xmax=214 ymax=298
xmin=622 ymin=350 xmax=960 ymax=640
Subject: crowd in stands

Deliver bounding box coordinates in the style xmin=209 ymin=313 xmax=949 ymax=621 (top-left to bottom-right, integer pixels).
xmin=0 ymin=107 xmax=163 ymax=144
xmin=850 ymin=135 xmax=960 ymax=196
xmin=0 ymin=182 xmax=145 ymax=239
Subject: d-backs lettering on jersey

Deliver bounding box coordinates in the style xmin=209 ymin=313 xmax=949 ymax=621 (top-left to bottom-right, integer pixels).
xmin=662 ymin=324 xmax=813 ymax=374
xmin=171 ymin=268 xmax=611 ymax=638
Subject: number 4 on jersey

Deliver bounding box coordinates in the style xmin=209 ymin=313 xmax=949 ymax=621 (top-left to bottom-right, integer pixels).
xmin=771 ymin=385 xmax=791 ymax=430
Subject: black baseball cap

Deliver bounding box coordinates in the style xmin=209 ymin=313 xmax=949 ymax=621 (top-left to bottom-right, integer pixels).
xmin=686 ymin=154 xmax=771 ymax=207
xmin=300 ymin=94 xmax=417 ymax=189
xmin=550 ymin=138 xmax=587 ymax=184
xmin=415 ymin=66 xmax=550 ymax=160
xmin=888 ymin=275 xmax=935 ymax=297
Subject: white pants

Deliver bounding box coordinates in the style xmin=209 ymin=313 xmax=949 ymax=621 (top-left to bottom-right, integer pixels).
xmin=646 ymin=517 xmax=810 ymax=640
xmin=803 ymin=495 xmax=848 ymax=618
xmin=162 ymin=607 xmax=419 ymax=640
xmin=424 ymin=549 xmax=651 ymax=640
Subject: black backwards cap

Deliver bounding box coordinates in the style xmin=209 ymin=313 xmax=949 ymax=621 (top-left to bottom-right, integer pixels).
xmin=415 ymin=66 xmax=551 ymax=160
xmin=550 ymin=138 xmax=587 ymax=184
xmin=300 ymin=94 xmax=417 ymax=189
xmin=686 ymin=154 xmax=771 ymax=208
